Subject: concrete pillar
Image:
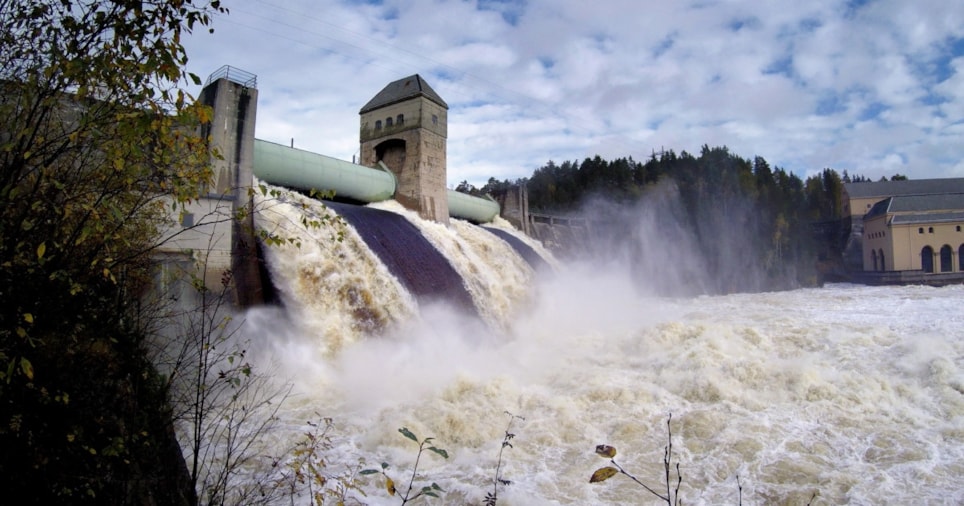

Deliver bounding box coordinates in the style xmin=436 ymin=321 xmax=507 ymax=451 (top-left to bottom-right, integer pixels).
xmin=495 ymin=184 xmax=531 ymax=236
xmin=200 ymin=68 xmax=261 ymax=307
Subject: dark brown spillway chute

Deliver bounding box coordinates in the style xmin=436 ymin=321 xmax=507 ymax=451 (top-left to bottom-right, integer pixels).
xmin=324 ymin=201 xmax=477 ymax=315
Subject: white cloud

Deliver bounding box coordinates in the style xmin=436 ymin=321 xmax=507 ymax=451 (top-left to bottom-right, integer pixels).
xmin=182 ymin=0 xmax=964 ymax=186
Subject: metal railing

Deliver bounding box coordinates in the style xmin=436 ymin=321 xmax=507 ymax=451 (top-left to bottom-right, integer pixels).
xmin=205 ymin=65 xmax=257 ymax=88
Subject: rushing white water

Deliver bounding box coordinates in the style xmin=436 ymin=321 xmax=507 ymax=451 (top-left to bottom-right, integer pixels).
xmin=244 ymin=190 xmax=964 ymax=505
xmin=254 ymin=184 xmax=418 ymax=355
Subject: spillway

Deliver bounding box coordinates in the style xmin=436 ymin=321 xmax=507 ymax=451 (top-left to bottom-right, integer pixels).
xmin=252 ymin=180 xmax=553 ymax=351
xmin=323 ymin=201 xmax=476 ymax=314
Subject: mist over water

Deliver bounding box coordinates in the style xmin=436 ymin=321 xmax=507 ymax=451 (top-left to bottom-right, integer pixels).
xmin=571 ymin=179 xmax=808 ymax=295
xmin=243 ymin=187 xmax=964 ymax=505
xmin=572 ymin=181 xmax=713 ymax=297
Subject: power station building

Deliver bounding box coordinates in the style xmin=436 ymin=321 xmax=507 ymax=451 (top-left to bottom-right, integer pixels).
xmin=842 ymin=179 xmax=964 ymax=284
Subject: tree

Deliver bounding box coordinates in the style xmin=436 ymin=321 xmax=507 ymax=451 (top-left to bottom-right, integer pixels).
xmin=152 ymin=254 xmax=293 ymax=506
xmin=454 ymin=179 xmax=480 ymax=195
xmin=0 ymin=0 xmax=227 ymax=503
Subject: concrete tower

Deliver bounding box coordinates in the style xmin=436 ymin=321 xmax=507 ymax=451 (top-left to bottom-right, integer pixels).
xmin=359 ymin=75 xmax=449 ymax=224
xmin=198 ymin=67 xmax=261 ymax=307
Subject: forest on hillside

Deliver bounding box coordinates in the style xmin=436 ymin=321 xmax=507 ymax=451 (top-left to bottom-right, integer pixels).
xmin=457 ymin=146 xmax=906 ymax=294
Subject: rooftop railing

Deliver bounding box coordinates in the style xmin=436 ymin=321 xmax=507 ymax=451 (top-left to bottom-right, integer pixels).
xmin=205 ymin=65 xmax=257 ymax=88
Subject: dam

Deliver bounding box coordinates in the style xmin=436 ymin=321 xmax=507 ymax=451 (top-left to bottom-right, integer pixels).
xmin=158 ymin=66 xmax=555 ymax=339
xmin=158 ymin=69 xmax=964 ymax=506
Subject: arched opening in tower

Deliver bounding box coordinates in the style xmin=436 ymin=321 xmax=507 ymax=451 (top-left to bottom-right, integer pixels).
xmin=375 ymin=139 xmax=406 ymax=173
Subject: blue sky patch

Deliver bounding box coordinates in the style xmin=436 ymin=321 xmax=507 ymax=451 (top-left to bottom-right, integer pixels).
xmin=728 ymin=17 xmax=760 ymax=32
xmin=816 ymin=93 xmax=846 ymax=116
xmin=930 ymin=36 xmax=964 ymax=83
xmin=477 ymin=0 xmax=526 ymax=26
xmin=859 ymin=101 xmax=887 ymax=121
xmin=763 ymin=55 xmax=794 ymax=78
xmin=652 ymin=33 xmax=675 ymax=58
xmin=845 ymin=0 xmax=873 ymax=14
xmin=798 ymin=18 xmax=822 ymax=32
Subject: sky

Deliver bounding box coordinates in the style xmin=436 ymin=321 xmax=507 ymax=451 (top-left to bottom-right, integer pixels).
xmin=182 ymin=0 xmax=964 ymax=187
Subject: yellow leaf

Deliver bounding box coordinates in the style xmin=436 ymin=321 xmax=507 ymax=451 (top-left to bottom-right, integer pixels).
xmin=590 ymin=467 xmax=619 ymax=483
xmin=385 ymin=477 xmax=396 ymax=496
xmin=595 ymin=444 xmax=617 ymax=458
xmin=20 ymin=357 xmax=34 ymax=381
xmin=36 ymin=242 xmax=46 ymax=259
xmin=23 ymin=313 xmax=33 ymax=324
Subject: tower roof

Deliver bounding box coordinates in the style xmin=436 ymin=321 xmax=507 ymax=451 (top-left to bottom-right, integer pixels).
xmin=359 ymin=74 xmax=448 ymax=114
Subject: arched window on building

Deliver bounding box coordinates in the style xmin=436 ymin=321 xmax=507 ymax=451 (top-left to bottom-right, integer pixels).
xmin=929 ymin=227 xmax=934 ymax=233
xmin=396 ymin=114 xmax=404 ymax=126
xmin=921 ymin=246 xmax=934 ymax=273
xmin=919 ymin=227 xmax=924 ymax=234
xmin=959 ymin=244 xmax=964 ymax=271
xmin=878 ymin=249 xmax=885 ymax=271
xmin=375 ymin=120 xmax=382 ymax=130
xmin=386 ymin=116 xmax=393 ymax=127
xmin=940 ymin=245 xmax=953 ymax=272
xmin=871 ymin=250 xmax=878 ymax=271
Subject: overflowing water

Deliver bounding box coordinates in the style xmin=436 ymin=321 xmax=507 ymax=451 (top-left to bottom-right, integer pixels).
xmin=243 ymin=186 xmax=964 ymax=505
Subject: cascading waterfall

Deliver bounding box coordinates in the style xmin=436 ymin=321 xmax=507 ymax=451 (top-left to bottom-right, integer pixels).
xmin=252 ymin=180 xmax=553 ymax=350
xmin=253 ymin=183 xmax=417 ymax=355
xmin=324 ymin=200 xmax=478 ymax=315
xmin=365 ymin=200 xmax=543 ymax=333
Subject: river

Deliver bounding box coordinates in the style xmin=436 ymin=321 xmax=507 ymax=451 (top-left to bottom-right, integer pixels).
xmin=238 ymin=188 xmax=964 ymax=505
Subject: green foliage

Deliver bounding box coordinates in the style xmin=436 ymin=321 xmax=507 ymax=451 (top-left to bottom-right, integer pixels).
xmin=362 ymin=428 xmax=448 ymax=504
xmin=0 ymin=0 xmax=226 ymax=502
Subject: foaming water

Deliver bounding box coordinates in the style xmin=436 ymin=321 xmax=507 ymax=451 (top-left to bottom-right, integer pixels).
xmin=246 ymin=187 xmax=964 ymax=504
xmin=252 ymin=183 xmax=552 ymax=349
xmin=242 ymin=277 xmax=964 ymax=505
xmin=367 ymin=200 xmax=540 ymax=331
xmin=253 ymin=183 xmax=417 ymax=354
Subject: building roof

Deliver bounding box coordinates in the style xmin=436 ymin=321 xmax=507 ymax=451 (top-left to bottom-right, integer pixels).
xmin=865 ymin=193 xmax=964 ymax=221
xmin=359 ymin=74 xmax=448 ymax=114
xmin=891 ymin=212 xmax=964 ymax=225
xmin=843 ymin=178 xmax=964 ymax=199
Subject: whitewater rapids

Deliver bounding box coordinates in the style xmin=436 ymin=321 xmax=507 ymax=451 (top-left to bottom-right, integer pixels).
xmin=244 ymin=187 xmax=964 ymax=505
